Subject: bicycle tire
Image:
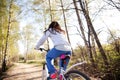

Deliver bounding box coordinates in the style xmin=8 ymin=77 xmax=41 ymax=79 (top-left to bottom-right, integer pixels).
xmin=64 ymin=70 xmax=91 ymax=80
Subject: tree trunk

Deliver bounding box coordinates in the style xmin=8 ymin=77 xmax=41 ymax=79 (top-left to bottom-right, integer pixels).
xmin=91 ymin=33 xmax=97 ymax=61
xmin=2 ymin=0 xmax=13 ymax=72
xmin=88 ymin=25 xmax=95 ymax=66
xmin=78 ymin=0 xmax=109 ymax=66
xmin=48 ymin=0 xmax=53 ymax=22
xmin=60 ymin=0 xmax=75 ymax=55
xmin=73 ymin=0 xmax=95 ymax=67
xmin=24 ymin=38 xmax=28 ymax=63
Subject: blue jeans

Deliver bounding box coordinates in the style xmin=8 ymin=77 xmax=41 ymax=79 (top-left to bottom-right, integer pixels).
xmin=46 ymin=48 xmax=71 ymax=74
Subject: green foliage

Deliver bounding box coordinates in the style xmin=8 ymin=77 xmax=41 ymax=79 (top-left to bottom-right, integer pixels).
xmin=0 ymin=0 xmax=8 ymax=65
xmin=0 ymin=0 xmax=7 ymax=17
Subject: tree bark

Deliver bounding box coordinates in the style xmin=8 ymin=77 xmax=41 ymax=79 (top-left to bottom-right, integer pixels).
xmin=79 ymin=0 xmax=109 ymax=66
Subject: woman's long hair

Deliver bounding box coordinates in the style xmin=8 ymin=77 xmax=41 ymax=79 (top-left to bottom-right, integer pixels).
xmin=45 ymin=21 xmax=65 ymax=34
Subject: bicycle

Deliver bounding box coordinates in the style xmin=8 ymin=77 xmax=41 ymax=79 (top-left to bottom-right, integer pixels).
xmin=39 ymin=48 xmax=91 ymax=80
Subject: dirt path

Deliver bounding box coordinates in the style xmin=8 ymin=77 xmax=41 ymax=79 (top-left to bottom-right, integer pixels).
xmin=1 ymin=63 xmax=99 ymax=80
xmin=2 ymin=63 xmax=43 ymax=80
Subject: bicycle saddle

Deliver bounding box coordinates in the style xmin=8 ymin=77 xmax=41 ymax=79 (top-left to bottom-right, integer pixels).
xmin=60 ymin=54 xmax=70 ymax=60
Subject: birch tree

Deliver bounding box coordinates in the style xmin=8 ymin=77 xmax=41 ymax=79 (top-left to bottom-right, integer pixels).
xmin=1 ymin=0 xmax=20 ymax=71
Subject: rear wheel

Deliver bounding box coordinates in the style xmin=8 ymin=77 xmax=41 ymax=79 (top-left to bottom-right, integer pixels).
xmin=64 ymin=70 xmax=91 ymax=80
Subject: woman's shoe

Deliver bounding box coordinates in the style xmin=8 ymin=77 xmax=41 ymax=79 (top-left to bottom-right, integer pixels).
xmin=50 ymin=72 xmax=57 ymax=79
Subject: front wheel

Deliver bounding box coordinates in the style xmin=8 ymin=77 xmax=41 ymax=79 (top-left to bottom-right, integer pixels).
xmin=64 ymin=70 xmax=91 ymax=80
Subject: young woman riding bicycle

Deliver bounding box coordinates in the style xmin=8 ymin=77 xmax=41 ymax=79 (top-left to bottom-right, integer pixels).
xmin=35 ymin=21 xmax=72 ymax=79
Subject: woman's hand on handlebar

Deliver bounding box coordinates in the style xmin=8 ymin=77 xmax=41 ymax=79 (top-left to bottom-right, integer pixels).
xmin=34 ymin=47 xmax=47 ymax=52
xmin=34 ymin=47 xmax=42 ymax=50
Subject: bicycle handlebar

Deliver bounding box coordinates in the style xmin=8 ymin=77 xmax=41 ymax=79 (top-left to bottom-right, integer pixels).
xmin=38 ymin=48 xmax=49 ymax=52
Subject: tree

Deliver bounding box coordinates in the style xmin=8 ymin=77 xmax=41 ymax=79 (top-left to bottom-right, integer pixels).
xmin=60 ymin=0 xmax=75 ymax=55
xmin=78 ymin=0 xmax=109 ymax=66
xmin=73 ymin=0 xmax=95 ymax=67
xmin=1 ymin=0 xmax=20 ymax=71
xmin=21 ymin=25 xmax=34 ymax=63
xmin=2 ymin=0 xmax=14 ymax=72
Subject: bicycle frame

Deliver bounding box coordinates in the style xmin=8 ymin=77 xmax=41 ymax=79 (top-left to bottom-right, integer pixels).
xmin=59 ymin=67 xmax=65 ymax=80
xmin=65 ymin=61 xmax=87 ymax=74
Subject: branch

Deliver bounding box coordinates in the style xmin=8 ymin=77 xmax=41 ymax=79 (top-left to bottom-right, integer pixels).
xmin=32 ymin=8 xmax=82 ymax=12
xmin=103 ymin=0 xmax=120 ymax=12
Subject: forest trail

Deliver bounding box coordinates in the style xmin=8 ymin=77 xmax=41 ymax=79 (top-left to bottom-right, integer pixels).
xmin=2 ymin=63 xmax=99 ymax=80
xmin=2 ymin=63 xmax=42 ymax=80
